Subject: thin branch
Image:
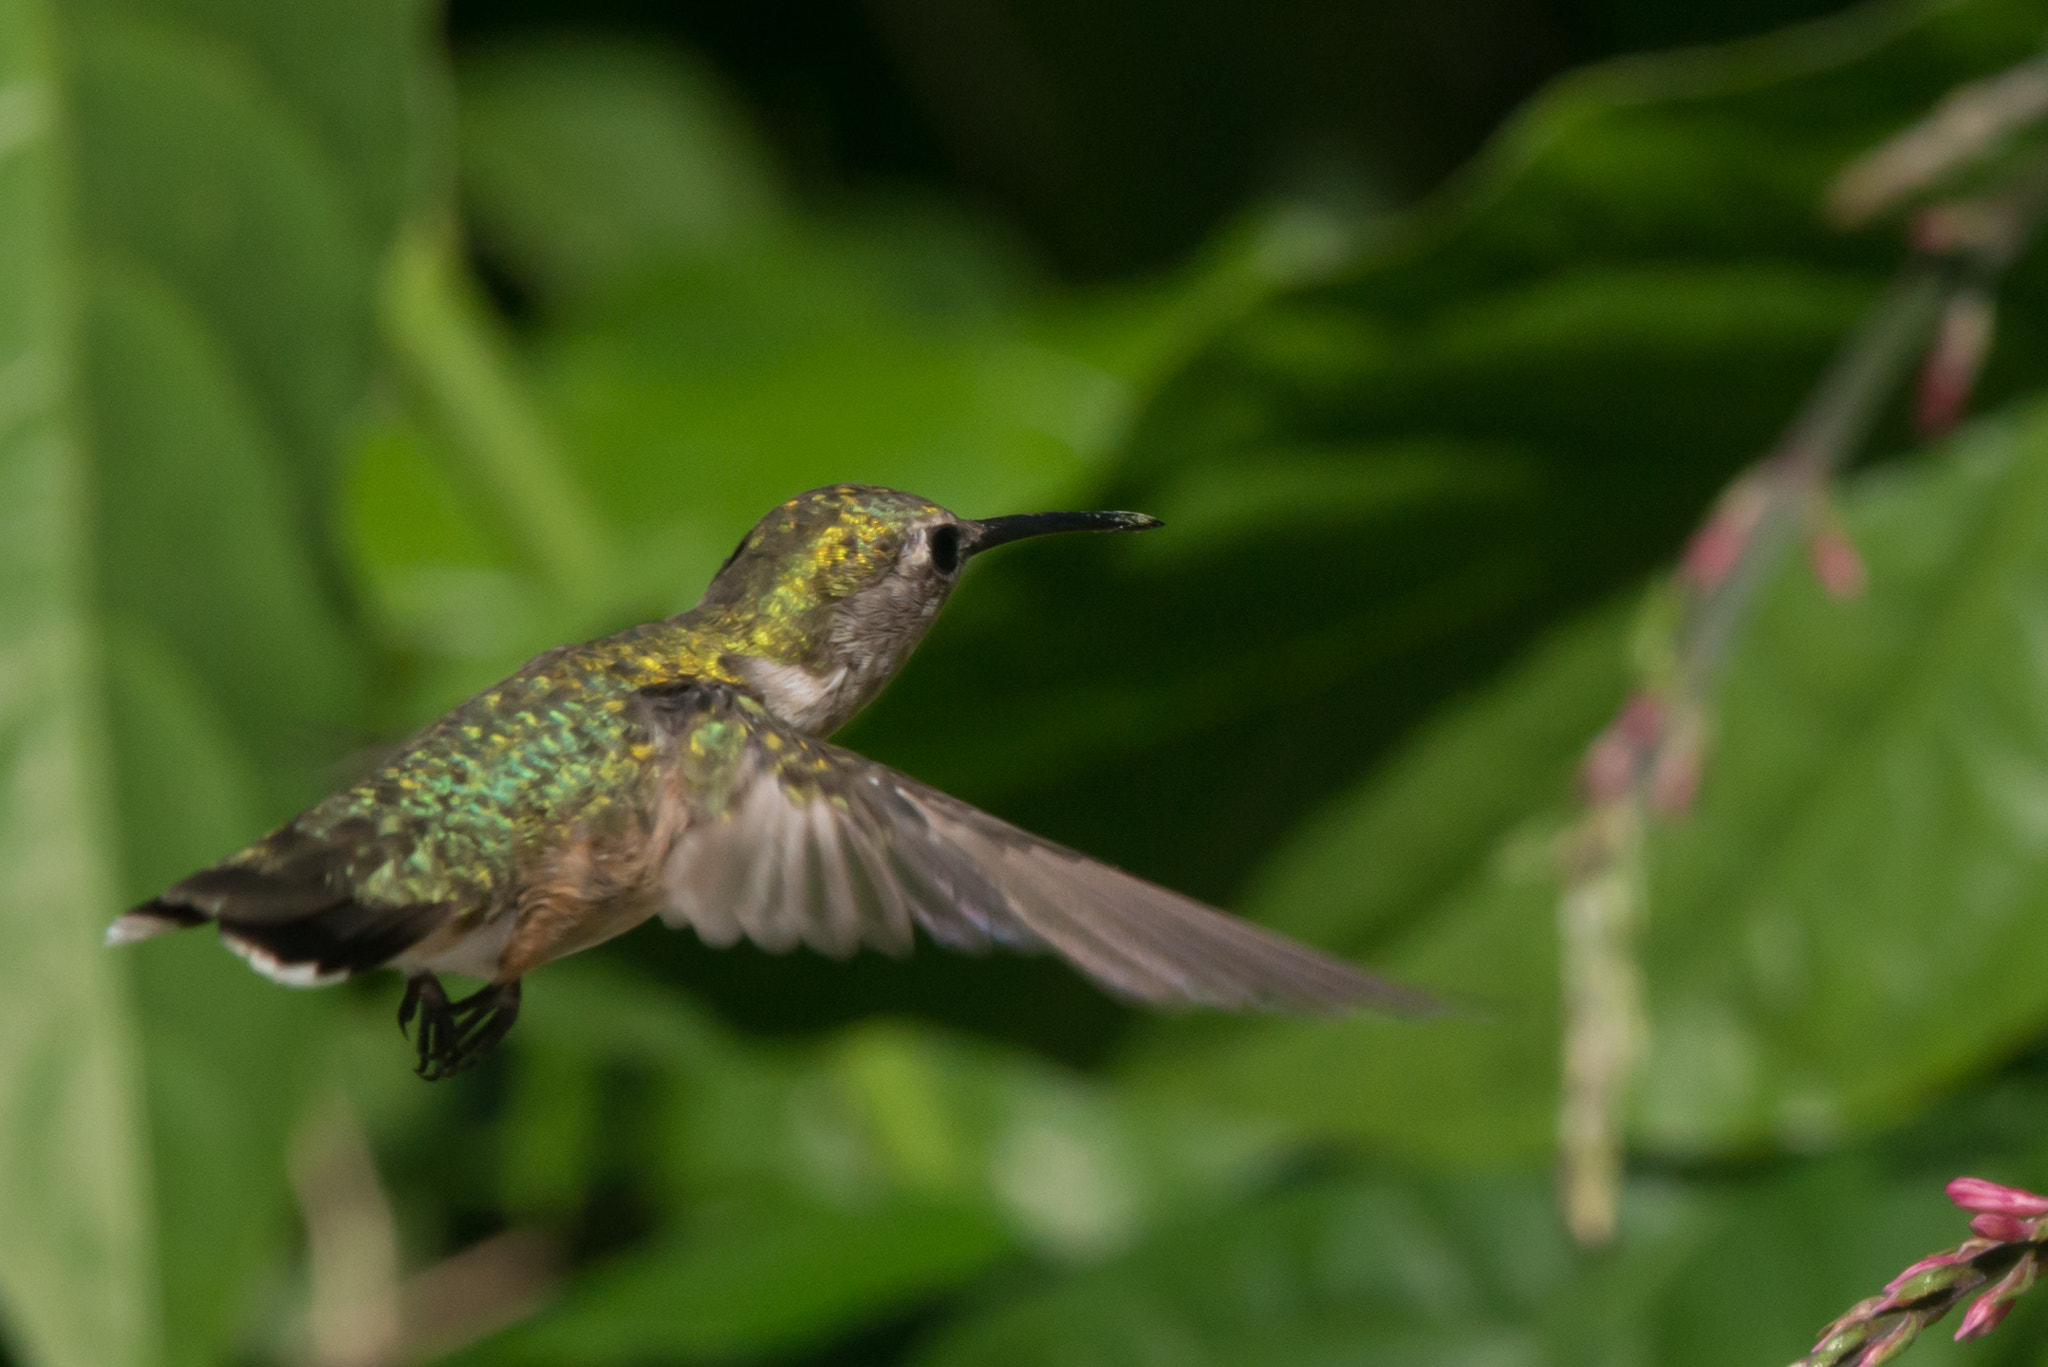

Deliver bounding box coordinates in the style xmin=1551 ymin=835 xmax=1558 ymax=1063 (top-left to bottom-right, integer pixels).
xmin=1793 ymin=1178 xmax=2048 ymax=1367
xmin=1555 ymin=70 xmax=2048 ymax=1247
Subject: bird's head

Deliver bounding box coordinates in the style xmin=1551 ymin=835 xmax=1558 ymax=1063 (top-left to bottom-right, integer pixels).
xmin=690 ymin=484 xmax=1160 ymax=733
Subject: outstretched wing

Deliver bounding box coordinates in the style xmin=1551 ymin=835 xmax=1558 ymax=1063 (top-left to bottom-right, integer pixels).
xmin=643 ymin=682 xmax=1436 ymax=1015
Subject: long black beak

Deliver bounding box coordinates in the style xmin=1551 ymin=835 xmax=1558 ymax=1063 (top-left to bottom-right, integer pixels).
xmin=964 ymin=509 xmax=1163 ymax=557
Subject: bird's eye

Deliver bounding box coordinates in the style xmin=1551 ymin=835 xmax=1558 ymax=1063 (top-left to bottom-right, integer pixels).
xmin=929 ymin=524 xmax=961 ymax=574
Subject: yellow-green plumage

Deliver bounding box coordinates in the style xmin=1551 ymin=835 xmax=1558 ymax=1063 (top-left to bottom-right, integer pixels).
xmin=293 ymin=630 xmax=706 ymax=913
xmin=216 ymin=486 xmax=938 ymax=943
xmin=110 ymin=484 xmax=1432 ymax=1079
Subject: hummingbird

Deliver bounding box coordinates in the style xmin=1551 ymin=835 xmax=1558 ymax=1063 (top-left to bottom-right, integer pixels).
xmin=108 ymin=486 xmax=1432 ymax=1079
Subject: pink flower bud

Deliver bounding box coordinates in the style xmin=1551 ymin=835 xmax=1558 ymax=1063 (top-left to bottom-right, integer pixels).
xmin=1617 ymin=693 xmax=1663 ymax=745
xmin=1682 ymin=485 xmax=1767 ymax=590
xmin=1917 ymin=290 xmax=1994 ymax=437
xmin=1955 ymin=1291 xmax=2018 ymax=1341
xmin=1649 ymin=711 xmax=1704 ymax=817
xmin=1683 ymin=519 xmax=1746 ymax=589
xmin=1581 ymin=728 xmax=1636 ymax=803
xmin=1914 ymin=205 xmax=1972 ymax=254
xmin=1854 ymin=1315 xmax=1920 ymax=1366
xmin=1649 ymin=741 xmax=1701 ymax=816
xmin=1885 ymin=1253 xmax=1963 ymax=1294
xmin=1912 ymin=200 xmax=2024 ymax=258
xmin=1816 ymin=1296 xmax=1887 ymax=1346
xmin=1809 ymin=524 xmax=1866 ymax=600
xmin=1948 ymin=1177 xmax=2048 ymax=1217
xmin=1580 ymin=694 xmax=1665 ymax=803
xmin=1971 ymin=1212 xmax=2031 ymax=1242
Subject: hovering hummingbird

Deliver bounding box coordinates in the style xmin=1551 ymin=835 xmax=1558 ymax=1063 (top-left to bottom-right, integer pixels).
xmin=109 ymin=486 xmax=1432 ymax=1078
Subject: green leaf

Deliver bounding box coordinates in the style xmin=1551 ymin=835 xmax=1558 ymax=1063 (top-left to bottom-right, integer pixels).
xmin=908 ymin=1154 xmax=2021 ymax=1367
xmin=916 ymin=1060 xmax=2048 ymax=1367
xmin=912 ymin=1173 xmax=1576 ymax=1367
xmin=472 ymin=967 xmax=1288 ymax=1358
xmin=0 ymin=1 xmax=426 ymax=1362
xmin=70 ymin=4 xmax=383 ymax=500
xmin=372 ymin=39 xmax=1350 ymax=732
xmin=1112 ymin=607 xmax=1625 ymax=1161
xmin=378 ymin=226 xmax=609 ymax=604
xmin=844 ymin=0 xmax=2048 ymax=918
xmin=102 ymin=621 xmax=330 ymax=1367
xmin=457 ymin=36 xmax=781 ymax=303
xmin=469 ymin=1196 xmax=1011 ymax=1366
xmin=0 ymin=6 xmax=155 ymax=1365
xmin=1635 ymin=402 xmax=2048 ymax=1153
xmin=1130 ymin=396 xmax=2048 ymax=1166
xmin=1245 ymin=604 xmax=1631 ymax=958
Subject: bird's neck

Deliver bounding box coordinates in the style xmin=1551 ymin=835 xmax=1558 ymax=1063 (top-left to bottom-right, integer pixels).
xmin=649 ymin=603 xmax=897 ymax=737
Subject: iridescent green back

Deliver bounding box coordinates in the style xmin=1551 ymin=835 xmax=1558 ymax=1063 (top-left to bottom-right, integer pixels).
xmin=233 ymin=485 xmax=952 ymax=917
xmin=278 ymin=624 xmax=723 ymax=912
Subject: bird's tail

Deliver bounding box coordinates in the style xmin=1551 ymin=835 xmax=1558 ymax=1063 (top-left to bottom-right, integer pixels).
xmin=105 ymin=901 xmax=207 ymax=945
xmin=106 ymin=825 xmax=448 ymax=987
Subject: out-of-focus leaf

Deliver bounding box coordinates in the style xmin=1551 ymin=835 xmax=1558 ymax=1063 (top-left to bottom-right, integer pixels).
xmin=69 ymin=1 xmax=404 ymax=517
xmin=0 ymin=4 xmax=155 ymax=1364
xmin=1555 ymin=1163 xmax=2005 ymax=1367
xmin=1635 ymin=404 xmax=2048 ymax=1154
xmin=469 ymin=967 xmax=1286 ymax=1358
xmin=1132 ymin=397 xmax=2048 ymax=1166
xmin=1240 ymin=603 xmax=1631 ymax=957
xmin=377 ymin=38 xmax=1354 ymax=738
xmin=378 ymin=227 xmax=608 ymax=603
xmin=457 ymin=37 xmax=780 ymax=302
xmin=469 ymin=1196 xmax=1010 ymax=1366
xmin=101 ymin=620 xmax=329 ymax=1367
xmin=0 ymin=0 xmax=428 ymax=1362
xmin=86 ymin=261 xmax=362 ymax=798
xmin=912 ymin=1173 xmax=1575 ymax=1367
xmin=520 ymin=970 xmax=1281 ymax=1233
xmin=851 ymin=0 xmax=2048 ymax=920
xmin=914 ymin=1090 xmax=2048 ymax=1367
xmin=1114 ymin=608 xmax=1625 ymax=1161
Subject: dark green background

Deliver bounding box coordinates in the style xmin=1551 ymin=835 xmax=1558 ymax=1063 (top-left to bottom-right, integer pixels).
xmin=14 ymin=1 xmax=2048 ymax=1365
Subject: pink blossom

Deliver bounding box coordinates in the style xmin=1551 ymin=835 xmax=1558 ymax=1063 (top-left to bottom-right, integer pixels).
xmin=1970 ymin=1212 xmax=2031 ymax=1242
xmin=1884 ymin=1252 xmax=1963 ymax=1294
xmin=1649 ymin=740 xmax=1701 ymax=816
xmin=1852 ymin=1315 xmax=1919 ymax=1366
xmin=1681 ymin=485 xmax=1766 ymax=590
xmin=1955 ymin=1291 xmax=2018 ymax=1341
xmin=1815 ymin=1295 xmax=1888 ymax=1347
xmin=1808 ymin=524 xmax=1867 ymax=600
xmin=1616 ymin=692 xmax=1663 ymax=744
xmin=1947 ymin=1176 xmax=2048 ymax=1217
xmin=1682 ymin=518 xmax=1746 ymax=589
xmin=1581 ymin=728 xmax=1636 ymax=803
xmin=1581 ymin=695 xmax=1665 ymax=802
xmin=1916 ymin=290 xmax=1994 ymax=436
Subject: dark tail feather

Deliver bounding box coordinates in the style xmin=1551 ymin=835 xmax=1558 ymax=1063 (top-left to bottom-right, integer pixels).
xmin=104 ymin=899 xmax=207 ymax=946
xmin=108 ymin=824 xmax=448 ymax=986
xmin=215 ymin=896 xmax=447 ymax=986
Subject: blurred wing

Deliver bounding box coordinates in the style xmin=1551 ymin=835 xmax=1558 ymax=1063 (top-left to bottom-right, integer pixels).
xmin=643 ymin=682 xmax=1435 ymax=1015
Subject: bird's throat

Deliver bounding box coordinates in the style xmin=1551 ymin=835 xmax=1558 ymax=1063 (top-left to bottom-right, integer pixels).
xmin=733 ymin=655 xmax=861 ymax=735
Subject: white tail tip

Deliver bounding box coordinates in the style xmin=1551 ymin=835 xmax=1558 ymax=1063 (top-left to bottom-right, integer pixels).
xmin=104 ymin=912 xmax=188 ymax=947
xmin=220 ymin=932 xmax=347 ymax=988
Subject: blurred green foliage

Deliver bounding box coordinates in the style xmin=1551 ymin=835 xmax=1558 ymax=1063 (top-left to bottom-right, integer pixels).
xmin=18 ymin=0 xmax=2048 ymax=1365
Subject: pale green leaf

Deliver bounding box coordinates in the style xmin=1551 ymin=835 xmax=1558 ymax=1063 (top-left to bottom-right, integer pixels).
xmin=0 ymin=2 xmax=153 ymax=1363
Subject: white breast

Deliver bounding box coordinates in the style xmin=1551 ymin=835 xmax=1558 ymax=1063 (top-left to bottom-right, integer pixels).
xmin=736 ymin=656 xmax=854 ymax=733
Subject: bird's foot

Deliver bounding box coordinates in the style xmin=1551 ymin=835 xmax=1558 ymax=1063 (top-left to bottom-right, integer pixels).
xmin=399 ymin=974 xmax=522 ymax=1081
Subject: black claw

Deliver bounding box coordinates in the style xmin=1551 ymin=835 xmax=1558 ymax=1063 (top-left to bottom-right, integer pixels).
xmin=398 ymin=974 xmax=440 ymax=1036
xmin=398 ymin=974 xmax=521 ymax=1081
